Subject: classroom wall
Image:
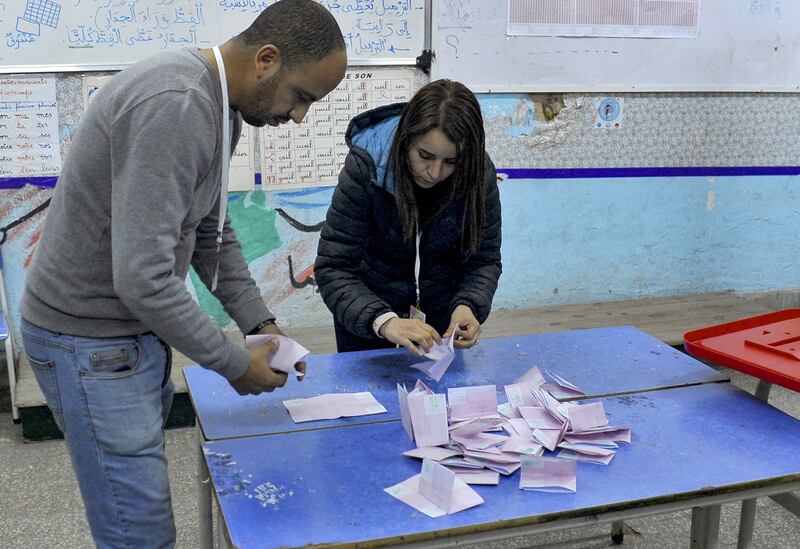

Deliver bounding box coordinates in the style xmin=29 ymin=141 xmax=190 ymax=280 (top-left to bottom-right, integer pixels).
xmin=2 ymin=74 xmax=800 ymax=347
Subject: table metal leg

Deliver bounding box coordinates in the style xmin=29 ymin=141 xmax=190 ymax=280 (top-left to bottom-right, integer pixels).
xmin=754 ymin=380 xmax=772 ymax=402
xmin=737 ymin=499 xmax=756 ymax=549
xmin=690 ymin=507 xmax=706 ymax=549
xmin=736 ymin=379 xmax=773 ymax=549
xmin=691 ymin=505 xmax=720 ymax=549
xmin=770 ymin=492 xmax=800 ymax=517
xmin=217 ymin=508 xmax=230 ymax=549
xmin=611 ymin=520 xmax=624 ymax=544
xmin=196 ymin=423 xmax=213 ymax=549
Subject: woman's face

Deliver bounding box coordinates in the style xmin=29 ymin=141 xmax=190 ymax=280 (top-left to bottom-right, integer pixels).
xmin=408 ymin=128 xmax=458 ymax=189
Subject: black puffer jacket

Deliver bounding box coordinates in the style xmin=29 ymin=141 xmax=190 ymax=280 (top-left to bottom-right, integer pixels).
xmin=314 ymin=103 xmax=502 ymax=352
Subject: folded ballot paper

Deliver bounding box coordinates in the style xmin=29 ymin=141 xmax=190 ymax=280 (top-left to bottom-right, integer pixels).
xmin=283 ymin=392 xmax=387 ymax=423
xmin=384 ymin=458 xmax=484 ymax=518
xmin=519 ymin=455 xmax=577 ymax=493
xmin=409 ymin=332 xmax=457 ymax=382
xmin=245 ymin=334 xmax=309 ymax=378
xmin=392 ymin=365 xmax=631 ymax=502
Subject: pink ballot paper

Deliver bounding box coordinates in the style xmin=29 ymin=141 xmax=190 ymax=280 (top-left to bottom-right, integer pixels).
xmin=519 ymin=455 xmax=577 ymax=493
xmin=447 ymin=385 xmax=499 ymax=420
xmin=567 ymin=402 xmax=609 ymax=432
xmin=282 ymin=392 xmax=386 ymax=423
xmin=245 ymin=334 xmax=309 ymax=378
xmin=409 ymin=332 xmax=456 ymax=382
xmin=384 ymin=459 xmax=484 ymax=518
xmin=407 ymin=392 xmax=449 ymax=448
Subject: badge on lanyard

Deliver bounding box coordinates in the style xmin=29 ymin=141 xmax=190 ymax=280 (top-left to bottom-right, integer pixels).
xmin=411 ymin=230 xmax=425 ymax=322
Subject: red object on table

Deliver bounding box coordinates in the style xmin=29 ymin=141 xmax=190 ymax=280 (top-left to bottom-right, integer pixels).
xmin=684 ymin=309 xmax=800 ymax=393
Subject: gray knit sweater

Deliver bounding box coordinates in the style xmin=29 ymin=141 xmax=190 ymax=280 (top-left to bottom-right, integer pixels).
xmin=21 ymin=49 xmax=271 ymax=381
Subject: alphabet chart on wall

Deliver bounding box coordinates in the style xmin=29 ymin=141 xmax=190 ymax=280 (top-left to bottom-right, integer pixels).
xmin=0 ymin=76 xmax=61 ymax=178
xmin=258 ymin=68 xmax=414 ymax=190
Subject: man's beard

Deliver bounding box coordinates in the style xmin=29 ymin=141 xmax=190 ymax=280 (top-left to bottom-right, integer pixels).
xmin=239 ymin=73 xmax=281 ymax=127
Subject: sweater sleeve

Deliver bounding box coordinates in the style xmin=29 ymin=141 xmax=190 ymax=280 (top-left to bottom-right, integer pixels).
xmin=314 ymin=152 xmax=394 ymax=339
xmin=109 ymin=90 xmax=250 ymax=381
xmin=450 ymin=155 xmax=503 ymax=323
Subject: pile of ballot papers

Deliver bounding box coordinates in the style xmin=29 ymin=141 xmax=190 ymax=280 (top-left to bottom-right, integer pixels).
xmin=386 ymin=366 xmax=631 ymax=516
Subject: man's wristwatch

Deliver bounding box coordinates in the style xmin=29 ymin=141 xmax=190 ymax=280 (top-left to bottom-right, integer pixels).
xmin=248 ymin=318 xmax=276 ymax=335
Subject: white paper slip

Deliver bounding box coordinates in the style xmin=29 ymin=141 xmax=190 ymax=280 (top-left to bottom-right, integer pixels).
xmin=409 ymin=332 xmax=456 ymax=382
xmin=448 ymin=468 xmax=500 ymax=485
xmin=385 ymin=461 xmax=484 ymax=518
xmin=449 ymin=417 xmax=503 ymax=437
xmin=245 ymin=334 xmax=309 ymax=377
xmin=282 ymin=392 xmax=386 ymax=423
xmin=543 ymin=369 xmax=586 ymax=397
xmin=502 ymin=438 xmax=544 ymax=456
xmin=558 ymin=449 xmax=615 ymax=465
xmin=398 ymin=383 xmax=414 ymax=442
xmin=403 ymin=447 xmax=461 ymax=461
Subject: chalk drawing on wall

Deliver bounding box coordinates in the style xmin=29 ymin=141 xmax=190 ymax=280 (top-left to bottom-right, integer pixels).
xmin=184 ymin=186 xmax=331 ymax=329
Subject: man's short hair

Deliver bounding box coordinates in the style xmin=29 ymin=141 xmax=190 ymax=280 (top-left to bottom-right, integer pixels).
xmin=236 ymin=0 xmax=346 ymax=68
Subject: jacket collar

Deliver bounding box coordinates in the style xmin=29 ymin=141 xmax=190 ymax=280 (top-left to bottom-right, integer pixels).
xmin=345 ymin=102 xmax=406 ymax=194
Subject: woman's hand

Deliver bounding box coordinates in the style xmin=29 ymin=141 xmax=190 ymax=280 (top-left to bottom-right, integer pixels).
xmin=380 ymin=318 xmax=442 ymax=356
xmin=444 ymin=304 xmax=481 ymax=349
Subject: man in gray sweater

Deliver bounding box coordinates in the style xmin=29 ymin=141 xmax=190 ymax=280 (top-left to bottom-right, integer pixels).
xmin=19 ymin=1 xmax=346 ymax=546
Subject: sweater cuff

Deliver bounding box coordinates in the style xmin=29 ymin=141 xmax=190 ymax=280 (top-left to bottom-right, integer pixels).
xmin=373 ymin=312 xmax=399 ymax=337
xmin=214 ymin=341 xmax=251 ymax=381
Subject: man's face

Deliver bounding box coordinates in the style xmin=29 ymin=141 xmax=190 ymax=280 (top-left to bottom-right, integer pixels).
xmin=236 ymin=50 xmax=346 ymax=128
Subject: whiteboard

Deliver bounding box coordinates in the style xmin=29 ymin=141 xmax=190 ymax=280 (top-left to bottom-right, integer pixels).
xmin=0 ymin=0 xmax=426 ymax=73
xmin=432 ymin=0 xmax=800 ymax=92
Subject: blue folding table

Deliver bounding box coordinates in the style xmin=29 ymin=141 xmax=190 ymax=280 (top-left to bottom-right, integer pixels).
xmin=185 ymin=326 xmax=729 ymax=547
xmin=185 ymin=326 xmax=727 ymax=441
xmin=202 ymin=383 xmax=800 ymax=548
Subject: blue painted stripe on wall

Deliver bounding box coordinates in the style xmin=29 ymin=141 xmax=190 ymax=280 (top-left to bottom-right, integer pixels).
xmin=6 ymin=167 xmax=800 ymax=189
xmin=500 ymin=166 xmax=800 ymax=179
xmin=0 ymin=176 xmax=58 ymax=188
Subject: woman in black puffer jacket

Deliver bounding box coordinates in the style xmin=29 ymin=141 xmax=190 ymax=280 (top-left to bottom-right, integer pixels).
xmin=314 ymin=79 xmax=502 ymax=355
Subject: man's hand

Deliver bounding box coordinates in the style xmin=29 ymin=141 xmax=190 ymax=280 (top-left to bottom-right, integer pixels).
xmin=255 ymin=321 xmax=306 ymax=379
xmin=229 ymin=338 xmax=289 ymax=395
xmin=444 ymin=304 xmax=481 ymax=349
xmin=380 ymin=318 xmax=442 ymax=356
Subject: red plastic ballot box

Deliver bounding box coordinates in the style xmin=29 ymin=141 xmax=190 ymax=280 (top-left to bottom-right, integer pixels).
xmin=684 ymin=309 xmax=800 ymax=392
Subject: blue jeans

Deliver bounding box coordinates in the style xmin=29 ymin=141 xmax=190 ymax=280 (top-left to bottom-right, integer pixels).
xmin=21 ymin=318 xmax=176 ymax=549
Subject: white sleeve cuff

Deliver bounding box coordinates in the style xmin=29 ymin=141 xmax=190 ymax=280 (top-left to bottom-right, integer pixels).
xmin=373 ymin=312 xmax=399 ymax=337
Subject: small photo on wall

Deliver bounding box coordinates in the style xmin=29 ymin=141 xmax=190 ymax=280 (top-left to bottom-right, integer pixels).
xmin=594 ymin=98 xmax=624 ymax=130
